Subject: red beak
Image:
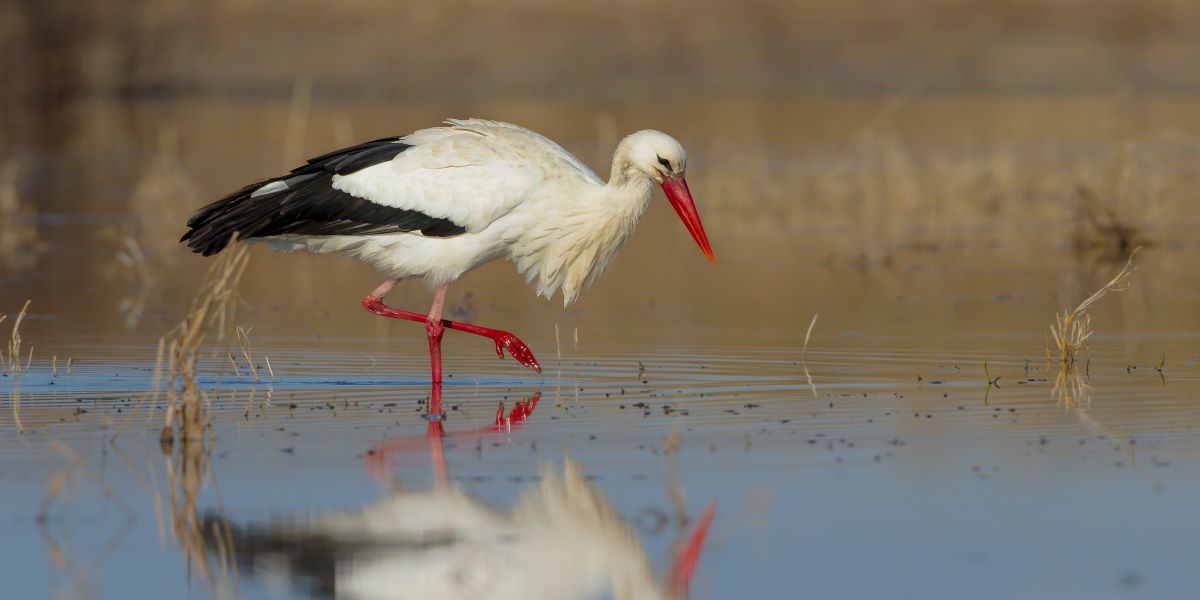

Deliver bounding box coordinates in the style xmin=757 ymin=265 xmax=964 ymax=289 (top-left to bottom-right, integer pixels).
xmin=660 ymin=176 xmax=715 ymax=264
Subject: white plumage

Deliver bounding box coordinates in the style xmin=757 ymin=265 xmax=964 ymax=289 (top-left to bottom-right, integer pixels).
xmin=273 ymin=119 xmax=692 ymax=304
xmin=184 ymin=118 xmax=714 ymax=384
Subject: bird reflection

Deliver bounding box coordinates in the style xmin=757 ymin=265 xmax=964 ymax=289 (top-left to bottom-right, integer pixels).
xmin=202 ymin=385 xmax=715 ymax=600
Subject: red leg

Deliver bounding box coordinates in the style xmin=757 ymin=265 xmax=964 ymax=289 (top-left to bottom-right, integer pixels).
xmin=361 ymin=279 xmax=542 ymax=374
xmin=425 ymin=283 xmax=448 ymax=389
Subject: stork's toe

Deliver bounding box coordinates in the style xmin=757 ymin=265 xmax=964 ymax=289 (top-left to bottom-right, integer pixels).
xmin=492 ymin=333 xmax=541 ymax=373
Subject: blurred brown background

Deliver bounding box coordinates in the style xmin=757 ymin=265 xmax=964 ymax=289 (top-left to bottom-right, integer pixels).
xmin=2 ymin=0 xmax=1198 ymax=341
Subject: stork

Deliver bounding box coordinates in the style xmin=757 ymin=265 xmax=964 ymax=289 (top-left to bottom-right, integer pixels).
xmin=181 ymin=119 xmax=714 ymax=387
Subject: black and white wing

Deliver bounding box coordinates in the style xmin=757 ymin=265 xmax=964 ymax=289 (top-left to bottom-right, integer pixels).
xmin=181 ymin=123 xmax=545 ymax=256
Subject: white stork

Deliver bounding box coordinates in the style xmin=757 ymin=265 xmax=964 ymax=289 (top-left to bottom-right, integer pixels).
xmin=182 ymin=119 xmax=714 ymax=386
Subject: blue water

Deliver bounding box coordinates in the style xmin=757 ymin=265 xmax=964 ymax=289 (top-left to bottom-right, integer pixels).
xmin=3 ymin=330 xmax=1199 ymax=599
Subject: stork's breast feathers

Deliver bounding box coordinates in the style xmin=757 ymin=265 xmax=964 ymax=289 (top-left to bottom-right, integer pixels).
xmin=332 ymin=133 xmax=537 ymax=233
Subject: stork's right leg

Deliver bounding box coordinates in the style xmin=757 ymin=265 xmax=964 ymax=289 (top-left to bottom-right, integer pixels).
xmin=362 ymin=279 xmax=542 ymax=378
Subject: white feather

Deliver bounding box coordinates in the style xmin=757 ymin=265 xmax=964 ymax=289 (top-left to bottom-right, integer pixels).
xmin=266 ymin=120 xmax=686 ymax=304
xmin=250 ymin=180 xmax=288 ymax=197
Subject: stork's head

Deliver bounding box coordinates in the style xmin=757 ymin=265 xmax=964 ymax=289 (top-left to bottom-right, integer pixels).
xmin=618 ymin=130 xmax=715 ymax=264
xmin=623 ymin=130 xmax=688 ymax=183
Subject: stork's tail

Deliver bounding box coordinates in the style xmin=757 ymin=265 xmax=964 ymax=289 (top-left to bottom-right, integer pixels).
xmin=179 ymin=180 xmax=270 ymax=256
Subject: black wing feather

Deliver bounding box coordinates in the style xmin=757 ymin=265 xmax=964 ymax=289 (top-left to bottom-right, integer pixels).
xmin=181 ymin=138 xmax=466 ymax=256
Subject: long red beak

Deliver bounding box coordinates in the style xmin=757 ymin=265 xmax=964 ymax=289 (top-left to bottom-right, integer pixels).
xmin=660 ymin=176 xmax=715 ymax=264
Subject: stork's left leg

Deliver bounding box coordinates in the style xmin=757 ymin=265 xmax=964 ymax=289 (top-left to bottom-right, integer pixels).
xmin=362 ymin=279 xmax=542 ymax=379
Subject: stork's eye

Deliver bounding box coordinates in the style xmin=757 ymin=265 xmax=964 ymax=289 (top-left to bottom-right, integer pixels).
xmin=656 ymin=156 xmax=672 ymax=170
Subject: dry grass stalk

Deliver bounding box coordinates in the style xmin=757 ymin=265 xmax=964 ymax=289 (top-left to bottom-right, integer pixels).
xmin=3 ymin=299 xmax=31 ymax=376
xmin=235 ymin=325 xmax=259 ymax=381
xmin=801 ymin=314 xmax=819 ymax=360
xmin=152 ymin=239 xmax=249 ymax=592
xmin=226 ymin=353 xmax=243 ymax=379
xmin=3 ymin=300 xmax=31 ymax=431
xmin=1050 ymin=247 xmax=1140 ymax=367
xmin=801 ymin=313 xmax=819 ymax=398
xmin=162 ymin=237 xmax=251 ymax=441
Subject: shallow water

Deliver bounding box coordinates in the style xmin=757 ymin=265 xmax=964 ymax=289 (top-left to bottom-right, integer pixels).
xmin=5 ymin=305 xmax=1200 ymax=599
xmin=5 ymin=91 xmax=1200 ymax=598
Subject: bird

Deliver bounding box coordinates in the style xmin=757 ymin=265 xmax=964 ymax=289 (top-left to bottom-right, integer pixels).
xmin=201 ymin=459 xmax=716 ymax=600
xmin=181 ymin=119 xmax=714 ymax=388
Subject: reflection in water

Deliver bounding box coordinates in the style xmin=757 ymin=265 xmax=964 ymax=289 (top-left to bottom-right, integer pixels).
xmin=162 ymin=414 xmax=238 ymax=597
xmin=201 ymin=386 xmax=715 ymax=600
xmin=366 ymin=385 xmax=540 ymax=488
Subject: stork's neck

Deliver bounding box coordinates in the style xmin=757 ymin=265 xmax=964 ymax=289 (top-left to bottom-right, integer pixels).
xmin=599 ymin=138 xmax=656 ymax=223
xmin=508 ymin=141 xmax=656 ymax=306
xmin=607 ymin=138 xmax=653 ymax=193
xmin=599 ymin=141 xmax=655 ymax=226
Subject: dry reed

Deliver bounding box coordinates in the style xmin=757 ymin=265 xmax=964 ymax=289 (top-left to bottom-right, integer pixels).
xmin=1050 ymin=247 xmax=1141 ymax=368
xmin=2 ymin=299 xmax=30 ymax=376
xmin=151 ymin=238 xmax=250 ymax=592
xmin=161 ymin=237 xmax=251 ymax=443
xmin=235 ymin=326 xmax=259 ymax=381
xmin=801 ymin=313 xmax=819 ymax=398
xmin=4 ymin=300 xmax=31 ymax=431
